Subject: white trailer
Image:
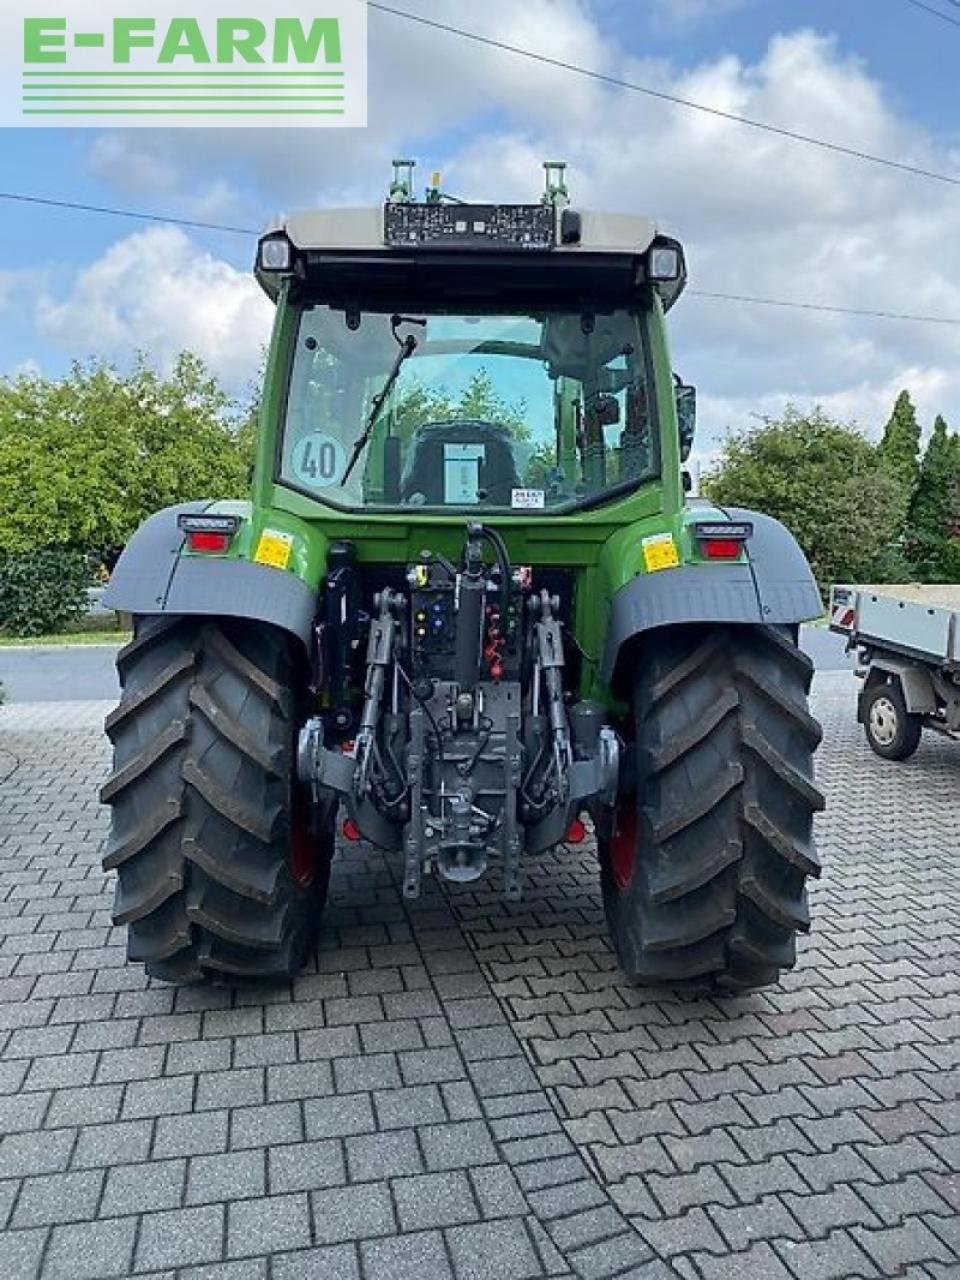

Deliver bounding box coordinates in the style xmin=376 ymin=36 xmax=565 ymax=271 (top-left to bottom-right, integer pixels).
xmin=829 ymin=584 xmax=960 ymax=759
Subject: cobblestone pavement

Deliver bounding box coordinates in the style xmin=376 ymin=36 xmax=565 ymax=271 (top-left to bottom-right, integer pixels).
xmin=0 ymin=672 xmax=958 ymax=1280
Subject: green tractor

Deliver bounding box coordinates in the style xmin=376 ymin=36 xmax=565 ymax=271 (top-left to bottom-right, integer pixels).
xmin=101 ymin=160 xmax=824 ymax=990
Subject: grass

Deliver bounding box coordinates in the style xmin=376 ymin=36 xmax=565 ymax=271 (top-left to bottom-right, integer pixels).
xmin=0 ymin=614 xmax=131 ymax=647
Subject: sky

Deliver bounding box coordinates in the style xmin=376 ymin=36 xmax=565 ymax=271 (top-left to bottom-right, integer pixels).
xmin=1 ymin=0 xmax=958 ymax=463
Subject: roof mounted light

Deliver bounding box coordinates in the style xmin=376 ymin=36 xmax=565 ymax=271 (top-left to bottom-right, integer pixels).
xmin=648 ymin=245 xmax=682 ymax=281
xmin=258 ymin=234 xmax=293 ymax=273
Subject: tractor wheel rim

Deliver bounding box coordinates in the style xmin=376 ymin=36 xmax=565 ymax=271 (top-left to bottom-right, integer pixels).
xmin=289 ymin=787 xmax=317 ymax=888
xmin=870 ymin=696 xmax=898 ymax=746
xmin=609 ymin=801 xmax=637 ymax=891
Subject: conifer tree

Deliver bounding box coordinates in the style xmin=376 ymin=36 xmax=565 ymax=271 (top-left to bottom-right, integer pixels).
xmin=908 ymin=414 xmax=960 ymax=580
xmin=877 ymin=390 xmax=921 ymax=516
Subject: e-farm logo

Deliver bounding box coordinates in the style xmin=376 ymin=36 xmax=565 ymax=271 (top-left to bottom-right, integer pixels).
xmin=1 ymin=1 xmax=367 ymax=127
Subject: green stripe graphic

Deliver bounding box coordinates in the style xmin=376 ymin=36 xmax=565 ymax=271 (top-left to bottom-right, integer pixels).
xmin=22 ymin=70 xmax=344 ymax=77
xmin=22 ymin=108 xmax=345 ymax=114
xmin=23 ymin=95 xmax=345 ymax=101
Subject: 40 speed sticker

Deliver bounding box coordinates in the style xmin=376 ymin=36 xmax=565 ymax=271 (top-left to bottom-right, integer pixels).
xmin=291 ymin=431 xmax=347 ymax=488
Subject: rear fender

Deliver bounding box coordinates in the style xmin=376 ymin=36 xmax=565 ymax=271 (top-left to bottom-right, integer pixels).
xmin=858 ymin=657 xmax=937 ymax=718
xmin=103 ymin=503 xmax=321 ymax=651
xmin=601 ymin=508 xmax=821 ymax=687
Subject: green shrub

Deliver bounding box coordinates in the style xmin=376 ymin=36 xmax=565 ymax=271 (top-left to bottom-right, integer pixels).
xmin=0 ymin=549 xmax=92 ymax=637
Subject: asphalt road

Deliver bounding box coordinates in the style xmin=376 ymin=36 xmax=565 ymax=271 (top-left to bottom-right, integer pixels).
xmin=0 ymin=626 xmax=855 ymax=704
xmin=0 ymin=644 xmax=124 ymax=704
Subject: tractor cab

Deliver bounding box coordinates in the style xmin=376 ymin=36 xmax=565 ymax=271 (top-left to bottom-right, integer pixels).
xmin=256 ymin=160 xmax=689 ymax=518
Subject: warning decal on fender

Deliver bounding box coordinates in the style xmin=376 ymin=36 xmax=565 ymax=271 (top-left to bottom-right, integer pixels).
xmin=254 ymin=529 xmax=294 ymax=571
xmin=642 ymin=533 xmax=680 ymax=573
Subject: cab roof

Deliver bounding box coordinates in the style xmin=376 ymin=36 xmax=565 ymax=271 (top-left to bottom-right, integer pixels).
xmin=255 ymin=204 xmax=686 ymax=312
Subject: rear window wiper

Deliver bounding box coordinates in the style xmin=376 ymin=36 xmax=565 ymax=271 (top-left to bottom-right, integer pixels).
xmin=340 ymin=315 xmax=425 ymax=486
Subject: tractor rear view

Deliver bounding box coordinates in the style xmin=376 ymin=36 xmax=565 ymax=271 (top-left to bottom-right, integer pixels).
xmin=101 ymin=161 xmax=824 ymax=991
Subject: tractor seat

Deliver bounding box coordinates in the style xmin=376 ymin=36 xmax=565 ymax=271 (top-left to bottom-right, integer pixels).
xmin=400 ymin=420 xmax=521 ymax=506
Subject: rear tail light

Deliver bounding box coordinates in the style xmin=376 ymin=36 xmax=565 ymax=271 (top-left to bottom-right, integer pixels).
xmin=177 ymin=513 xmax=240 ymax=555
xmin=693 ymin=521 xmax=752 ymax=561
xmin=342 ymin=817 xmax=361 ymax=842
xmin=187 ymin=530 xmax=231 ymax=553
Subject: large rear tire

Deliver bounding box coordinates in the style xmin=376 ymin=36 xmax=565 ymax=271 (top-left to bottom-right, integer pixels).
xmin=100 ymin=617 xmax=333 ymax=983
xmin=600 ymin=625 xmax=824 ymax=992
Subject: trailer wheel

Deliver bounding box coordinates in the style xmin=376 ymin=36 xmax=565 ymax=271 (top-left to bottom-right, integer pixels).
xmin=100 ymin=617 xmax=333 ymax=983
xmin=599 ymin=625 xmax=824 ymax=993
xmin=862 ymin=679 xmax=922 ymax=761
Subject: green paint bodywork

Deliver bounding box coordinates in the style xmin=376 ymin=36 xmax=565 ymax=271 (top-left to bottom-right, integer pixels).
xmin=188 ymin=280 xmax=743 ymax=707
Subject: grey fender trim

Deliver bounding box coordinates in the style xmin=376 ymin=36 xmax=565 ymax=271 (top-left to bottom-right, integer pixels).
xmin=103 ymin=503 xmax=317 ymax=648
xmin=600 ymin=509 xmax=821 ymax=685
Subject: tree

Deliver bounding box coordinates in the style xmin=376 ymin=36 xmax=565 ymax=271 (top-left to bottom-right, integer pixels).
xmin=876 ymin=389 xmax=921 ymax=519
xmin=906 ymin=414 xmax=960 ymax=580
xmin=390 ymin=367 xmax=527 ymax=445
xmin=704 ymin=407 xmax=907 ymax=593
xmin=0 ymin=354 xmax=251 ymax=562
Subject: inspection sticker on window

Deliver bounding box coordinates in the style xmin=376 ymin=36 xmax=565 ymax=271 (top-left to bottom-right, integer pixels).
xmin=511 ymin=488 xmax=545 ymax=510
xmin=254 ymin=529 xmax=294 ymax=570
xmin=642 ymin=533 xmax=680 ymax=573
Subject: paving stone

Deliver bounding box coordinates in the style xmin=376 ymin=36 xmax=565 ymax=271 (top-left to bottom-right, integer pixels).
xmin=445 ymin=1218 xmax=542 ymax=1280
xmin=333 ymin=1052 xmax=402 ymax=1093
xmin=360 ymin=1230 xmax=454 ymax=1280
xmin=261 ymin=1136 xmax=344 ymax=1196
xmin=394 ymin=1169 xmax=479 ymax=1231
xmin=273 ymin=1244 xmax=360 ymax=1280
xmin=468 ymin=1163 xmax=528 ymax=1218
xmin=374 ymin=1083 xmax=447 ymax=1129
xmin=419 ymin=1119 xmax=498 ymax=1171
xmin=310 ymin=1181 xmax=396 ymax=1244
xmin=122 ymin=1074 xmax=196 ymax=1118
xmin=304 ymin=1092 xmax=376 ymax=1139
xmin=136 ymin=1204 xmax=226 ymax=1271
xmin=154 ymin=1109 xmax=228 ymax=1159
xmin=227 ymin=1193 xmax=311 ymax=1258
xmin=0 ymin=1226 xmax=46 ymax=1280
xmin=0 ymin=1126 xmax=75 ymax=1177
xmin=346 ymin=1128 xmax=423 ymax=1181
xmin=101 ymin=1157 xmax=186 ymax=1216
xmin=13 ymin=1167 xmax=103 ymax=1228
xmin=187 ymin=1149 xmax=265 ymax=1205
xmin=195 ymin=1068 xmax=265 ymax=1112
xmin=565 ymin=1229 xmax=653 ymax=1279
xmin=230 ymin=1101 xmax=302 ymax=1149
xmin=851 ymin=1218 xmax=954 ymax=1272
xmin=45 ymin=1215 xmax=137 ymax=1279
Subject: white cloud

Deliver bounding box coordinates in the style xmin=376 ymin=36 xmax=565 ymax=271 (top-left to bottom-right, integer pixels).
xmin=651 ymin=0 xmax=754 ymax=28
xmin=51 ymin=10 xmax=960 ymax=446
xmin=36 ymin=226 xmax=272 ymax=395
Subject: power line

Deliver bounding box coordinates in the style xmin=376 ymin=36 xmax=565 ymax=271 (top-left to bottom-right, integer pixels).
xmin=2 ymin=189 xmax=959 ymax=327
xmin=367 ymin=0 xmax=960 ymax=189
xmin=901 ymin=0 xmax=960 ymax=26
xmin=0 ymin=190 xmax=254 ymax=236
xmin=688 ymin=290 xmax=960 ymax=326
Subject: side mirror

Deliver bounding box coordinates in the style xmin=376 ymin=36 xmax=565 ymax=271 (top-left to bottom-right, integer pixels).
xmin=591 ymin=394 xmax=621 ymax=427
xmin=675 ymin=379 xmax=696 ymax=462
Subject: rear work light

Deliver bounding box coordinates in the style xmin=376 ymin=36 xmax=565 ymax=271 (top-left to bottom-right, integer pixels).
xmin=693 ymin=520 xmax=753 ymax=560
xmin=258 ymin=234 xmax=293 ymax=273
xmin=177 ymin=513 xmax=240 ymax=555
